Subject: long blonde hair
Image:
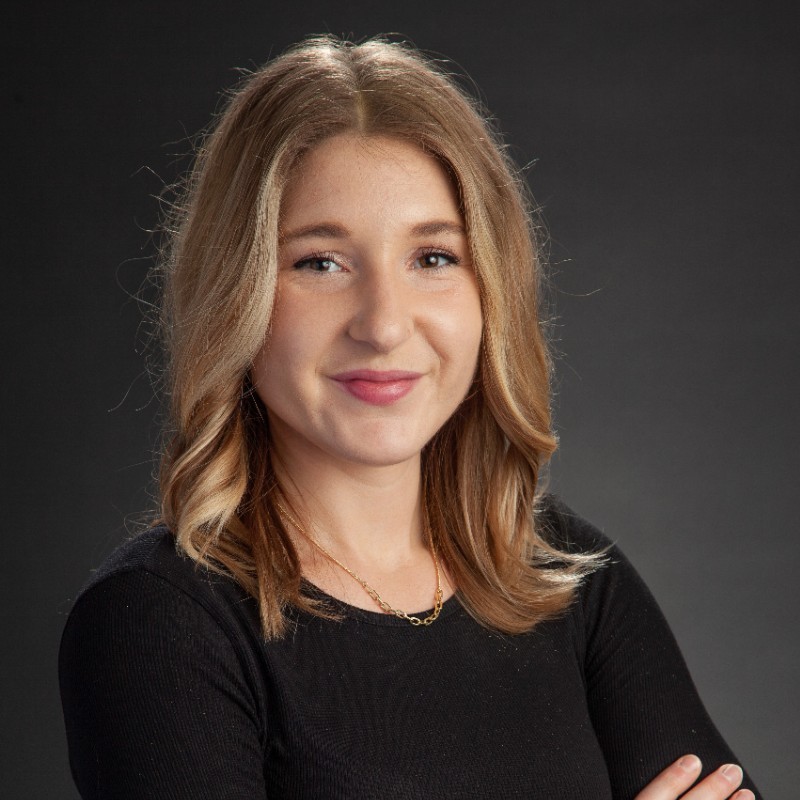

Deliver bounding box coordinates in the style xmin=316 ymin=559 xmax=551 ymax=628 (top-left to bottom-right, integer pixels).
xmin=158 ymin=35 xmax=601 ymax=638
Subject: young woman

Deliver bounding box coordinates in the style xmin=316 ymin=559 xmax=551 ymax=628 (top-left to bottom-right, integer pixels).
xmin=59 ymin=36 xmax=760 ymax=799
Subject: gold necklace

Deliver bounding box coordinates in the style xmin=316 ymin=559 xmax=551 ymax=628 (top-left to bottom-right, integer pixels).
xmin=276 ymin=503 xmax=444 ymax=626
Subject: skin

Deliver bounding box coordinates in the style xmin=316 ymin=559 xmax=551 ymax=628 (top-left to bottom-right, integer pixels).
xmin=635 ymin=756 xmax=753 ymax=800
xmin=251 ymin=132 xmax=752 ymax=800
xmin=252 ymin=133 xmax=481 ymax=609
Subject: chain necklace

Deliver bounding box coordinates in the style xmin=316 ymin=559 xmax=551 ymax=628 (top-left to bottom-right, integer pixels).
xmin=276 ymin=503 xmax=444 ymax=626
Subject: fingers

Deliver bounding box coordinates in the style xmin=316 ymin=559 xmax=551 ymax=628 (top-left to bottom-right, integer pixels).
xmin=690 ymin=764 xmax=753 ymax=800
xmin=635 ymin=755 xmax=755 ymax=800
xmin=635 ymin=754 xmax=702 ymax=799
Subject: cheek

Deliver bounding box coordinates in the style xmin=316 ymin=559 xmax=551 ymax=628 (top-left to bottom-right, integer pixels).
xmin=461 ymin=321 xmax=484 ymax=381
xmin=255 ymin=294 xmax=307 ymax=373
xmin=423 ymin=300 xmax=482 ymax=398
xmin=251 ymin=295 xmax=335 ymax=406
xmin=442 ymin=290 xmax=484 ymax=369
xmin=251 ymin=318 xmax=298 ymax=408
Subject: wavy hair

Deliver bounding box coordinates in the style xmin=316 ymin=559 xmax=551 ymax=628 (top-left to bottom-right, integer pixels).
xmin=157 ymin=35 xmax=602 ymax=638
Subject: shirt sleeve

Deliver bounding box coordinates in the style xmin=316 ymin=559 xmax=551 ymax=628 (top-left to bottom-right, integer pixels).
xmin=59 ymin=568 xmax=268 ymax=799
xmin=576 ymin=529 xmax=761 ymax=799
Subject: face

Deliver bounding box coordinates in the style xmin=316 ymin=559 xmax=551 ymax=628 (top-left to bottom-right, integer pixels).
xmin=252 ymin=133 xmax=483 ymax=470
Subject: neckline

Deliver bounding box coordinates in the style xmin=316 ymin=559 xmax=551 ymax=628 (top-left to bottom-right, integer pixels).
xmin=298 ymin=577 xmax=463 ymax=627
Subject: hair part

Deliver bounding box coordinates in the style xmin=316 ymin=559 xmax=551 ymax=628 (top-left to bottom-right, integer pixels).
xmin=157 ymin=35 xmax=603 ymax=639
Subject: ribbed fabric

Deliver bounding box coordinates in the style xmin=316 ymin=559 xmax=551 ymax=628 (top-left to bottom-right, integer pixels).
xmin=59 ymin=498 xmax=761 ymax=799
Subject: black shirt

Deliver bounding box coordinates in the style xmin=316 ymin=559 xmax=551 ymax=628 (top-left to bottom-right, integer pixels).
xmin=59 ymin=500 xmax=760 ymax=798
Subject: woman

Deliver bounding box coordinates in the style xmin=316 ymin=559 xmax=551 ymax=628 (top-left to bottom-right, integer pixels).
xmin=59 ymin=36 xmax=760 ymax=799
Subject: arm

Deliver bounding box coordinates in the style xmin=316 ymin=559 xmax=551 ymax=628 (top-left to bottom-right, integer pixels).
xmin=570 ymin=516 xmax=761 ymax=799
xmin=59 ymin=569 xmax=267 ymax=799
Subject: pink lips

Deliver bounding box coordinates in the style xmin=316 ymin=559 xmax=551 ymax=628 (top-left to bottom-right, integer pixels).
xmin=331 ymin=369 xmax=422 ymax=406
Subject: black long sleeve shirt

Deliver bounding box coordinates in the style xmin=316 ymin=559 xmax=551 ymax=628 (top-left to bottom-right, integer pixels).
xmin=59 ymin=500 xmax=761 ymax=798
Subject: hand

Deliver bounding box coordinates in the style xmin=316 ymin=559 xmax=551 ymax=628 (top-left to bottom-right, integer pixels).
xmin=634 ymin=755 xmax=754 ymax=800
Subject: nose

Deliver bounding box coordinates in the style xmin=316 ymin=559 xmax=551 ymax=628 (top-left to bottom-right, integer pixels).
xmin=346 ymin=268 xmax=414 ymax=353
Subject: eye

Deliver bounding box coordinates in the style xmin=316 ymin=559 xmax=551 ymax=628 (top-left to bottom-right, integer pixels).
xmin=415 ymin=249 xmax=460 ymax=270
xmin=292 ymin=254 xmax=343 ymax=273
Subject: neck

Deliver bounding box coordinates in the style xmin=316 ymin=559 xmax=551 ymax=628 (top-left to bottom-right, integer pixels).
xmin=271 ymin=438 xmax=426 ymax=570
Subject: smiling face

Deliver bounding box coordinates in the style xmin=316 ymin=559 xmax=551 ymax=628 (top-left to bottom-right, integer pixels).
xmin=251 ymin=133 xmax=483 ymax=471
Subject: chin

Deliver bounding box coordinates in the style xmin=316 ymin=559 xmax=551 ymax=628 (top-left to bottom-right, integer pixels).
xmin=325 ymin=423 xmax=433 ymax=469
xmin=330 ymin=440 xmax=426 ymax=469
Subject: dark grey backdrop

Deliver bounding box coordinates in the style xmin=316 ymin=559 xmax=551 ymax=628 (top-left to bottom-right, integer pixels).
xmin=4 ymin=2 xmax=798 ymax=797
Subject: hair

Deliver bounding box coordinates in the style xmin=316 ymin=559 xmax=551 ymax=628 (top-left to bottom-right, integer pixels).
xmin=157 ymin=34 xmax=603 ymax=639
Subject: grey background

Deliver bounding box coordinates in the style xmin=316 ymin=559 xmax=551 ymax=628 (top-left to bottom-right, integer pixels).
xmin=4 ymin=1 xmax=797 ymax=797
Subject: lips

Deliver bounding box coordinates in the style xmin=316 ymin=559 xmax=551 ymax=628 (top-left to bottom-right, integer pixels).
xmin=331 ymin=369 xmax=422 ymax=406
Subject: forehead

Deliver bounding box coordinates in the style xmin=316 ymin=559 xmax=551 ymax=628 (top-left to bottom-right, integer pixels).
xmin=279 ymin=134 xmax=462 ymax=230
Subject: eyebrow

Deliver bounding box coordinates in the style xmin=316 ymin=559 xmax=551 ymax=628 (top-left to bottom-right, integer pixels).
xmin=280 ymin=219 xmax=466 ymax=243
xmin=280 ymin=223 xmax=349 ymax=243
xmin=409 ymin=220 xmax=466 ymax=237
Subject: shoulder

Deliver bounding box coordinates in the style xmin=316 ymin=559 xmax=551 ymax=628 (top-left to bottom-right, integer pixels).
xmin=539 ymin=496 xmax=683 ymax=669
xmin=70 ymin=524 xmax=253 ymax=624
xmin=60 ymin=525 xmax=266 ymax=733
xmin=536 ymin=493 xmax=614 ymax=555
xmin=536 ymin=494 xmax=665 ymax=633
xmin=60 ymin=525 xmax=262 ymax=689
xmin=78 ymin=524 xmax=212 ymax=598
xmin=59 ymin=528 xmax=269 ymax=795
